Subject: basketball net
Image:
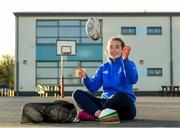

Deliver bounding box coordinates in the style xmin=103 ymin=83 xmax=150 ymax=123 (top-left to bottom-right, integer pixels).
xmin=62 ymin=52 xmax=71 ymax=56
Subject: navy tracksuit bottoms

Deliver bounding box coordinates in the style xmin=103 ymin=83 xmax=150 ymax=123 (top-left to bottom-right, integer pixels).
xmin=72 ymin=90 xmax=136 ymax=120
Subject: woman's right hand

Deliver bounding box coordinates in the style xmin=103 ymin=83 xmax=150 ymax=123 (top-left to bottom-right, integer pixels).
xmin=76 ymin=67 xmax=86 ymax=79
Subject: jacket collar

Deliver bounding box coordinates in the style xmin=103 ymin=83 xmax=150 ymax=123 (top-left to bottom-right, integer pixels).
xmin=108 ymin=56 xmax=122 ymax=64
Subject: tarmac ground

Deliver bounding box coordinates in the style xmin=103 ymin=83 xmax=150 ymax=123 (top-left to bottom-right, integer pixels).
xmin=0 ymin=96 xmax=180 ymax=127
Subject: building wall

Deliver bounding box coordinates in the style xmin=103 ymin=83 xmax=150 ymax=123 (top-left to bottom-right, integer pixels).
xmin=16 ymin=13 xmax=180 ymax=94
xmin=18 ymin=17 xmax=36 ymax=91
xmin=172 ymin=17 xmax=180 ymax=86
xmin=103 ymin=16 xmax=170 ymax=91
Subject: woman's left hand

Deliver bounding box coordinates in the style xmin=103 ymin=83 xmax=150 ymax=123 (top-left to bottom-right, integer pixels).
xmin=122 ymin=45 xmax=131 ymax=60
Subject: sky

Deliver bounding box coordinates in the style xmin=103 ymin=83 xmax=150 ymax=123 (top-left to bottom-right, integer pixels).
xmin=0 ymin=0 xmax=180 ymax=58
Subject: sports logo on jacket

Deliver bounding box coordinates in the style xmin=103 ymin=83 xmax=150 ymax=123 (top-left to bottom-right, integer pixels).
xmin=118 ymin=67 xmax=122 ymax=74
xmin=103 ymin=70 xmax=109 ymax=74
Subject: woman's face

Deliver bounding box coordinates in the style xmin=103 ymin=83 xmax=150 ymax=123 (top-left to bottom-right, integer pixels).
xmin=107 ymin=40 xmax=123 ymax=60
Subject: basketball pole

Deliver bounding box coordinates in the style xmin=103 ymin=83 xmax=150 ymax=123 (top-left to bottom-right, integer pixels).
xmin=60 ymin=54 xmax=64 ymax=98
xmin=57 ymin=40 xmax=75 ymax=98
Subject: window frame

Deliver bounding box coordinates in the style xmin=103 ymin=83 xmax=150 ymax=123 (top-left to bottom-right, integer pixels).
xmin=36 ymin=19 xmax=103 ymax=44
xmin=147 ymin=68 xmax=162 ymax=76
xmin=147 ymin=26 xmax=162 ymax=35
xmin=121 ymin=27 xmax=136 ymax=35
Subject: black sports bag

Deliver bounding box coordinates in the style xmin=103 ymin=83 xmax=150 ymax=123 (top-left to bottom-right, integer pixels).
xmin=21 ymin=100 xmax=78 ymax=123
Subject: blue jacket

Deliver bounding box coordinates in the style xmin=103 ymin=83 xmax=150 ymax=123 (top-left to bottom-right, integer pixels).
xmin=82 ymin=56 xmax=138 ymax=103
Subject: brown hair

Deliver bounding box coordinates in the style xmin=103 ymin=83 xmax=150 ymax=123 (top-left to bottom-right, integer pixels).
xmin=105 ymin=36 xmax=125 ymax=58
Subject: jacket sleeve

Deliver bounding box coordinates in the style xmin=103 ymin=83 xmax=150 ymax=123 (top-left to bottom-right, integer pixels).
xmin=123 ymin=59 xmax=138 ymax=84
xmin=82 ymin=65 xmax=103 ymax=93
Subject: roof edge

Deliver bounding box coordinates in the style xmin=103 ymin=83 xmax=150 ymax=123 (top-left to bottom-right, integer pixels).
xmin=13 ymin=11 xmax=180 ymax=17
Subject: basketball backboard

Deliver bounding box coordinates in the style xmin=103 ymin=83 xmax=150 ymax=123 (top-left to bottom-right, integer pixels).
xmin=56 ymin=40 xmax=76 ymax=55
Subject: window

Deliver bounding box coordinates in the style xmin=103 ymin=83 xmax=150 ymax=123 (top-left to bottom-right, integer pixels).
xmin=37 ymin=38 xmax=57 ymax=44
xmin=121 ymin=27 xmax=136 ymax=35
xmin=37 ymin=27 xmax=58 ymax=37
xmin=36 ymin=19 xmax=103 ymax=86
xmin=147 ymin=68 xmax=162 ymax=76
xmin=59 ymin=20 xmax=80 ymax=26
xmin=36 ymin=61 xmax=102 ymax=85
xmin=37 ymin=21 xmax=58 ymax=26
xmin=36 ymin=20 xmax=102 ymax=44
xmin=37 ymin=68 xmax=58 ymax=78
xmin=147 ymin=27 xmax=162 ymax=35
xmin=59 ymin=27 xmax=80 ymax=37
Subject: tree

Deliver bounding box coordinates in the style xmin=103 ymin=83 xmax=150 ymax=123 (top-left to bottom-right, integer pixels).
xmin=0 ymin=55 xmax=14 ymax=89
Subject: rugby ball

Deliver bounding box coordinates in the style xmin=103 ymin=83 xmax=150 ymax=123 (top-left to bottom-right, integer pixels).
xmin=86 ymin=17 xmax=101 ymax=41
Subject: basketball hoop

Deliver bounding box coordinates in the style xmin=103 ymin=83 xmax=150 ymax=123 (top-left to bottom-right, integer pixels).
xmin=62 ymin=52 xmax=71 ymax=56
xmin=57 ymin=40 xmax=76 ymax=56
xmin=56 ymin=40 xmax=76 ymax=98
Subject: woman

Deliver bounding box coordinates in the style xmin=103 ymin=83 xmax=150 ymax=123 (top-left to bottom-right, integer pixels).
xmin=72 ymin=36 xmax=138 ymax=121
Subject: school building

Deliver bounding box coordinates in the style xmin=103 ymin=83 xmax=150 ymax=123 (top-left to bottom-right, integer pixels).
xmin=14 ymin=12 xmax=180 ymax=96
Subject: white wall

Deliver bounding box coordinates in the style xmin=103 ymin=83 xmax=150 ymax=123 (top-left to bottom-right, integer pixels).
xmin=172 ymin=17 xmax=180 ymax=86
xmin=102 ymin=16 xmax=170 ymax=91
xmin=18 ymin=17 xmax=36 ymax=91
